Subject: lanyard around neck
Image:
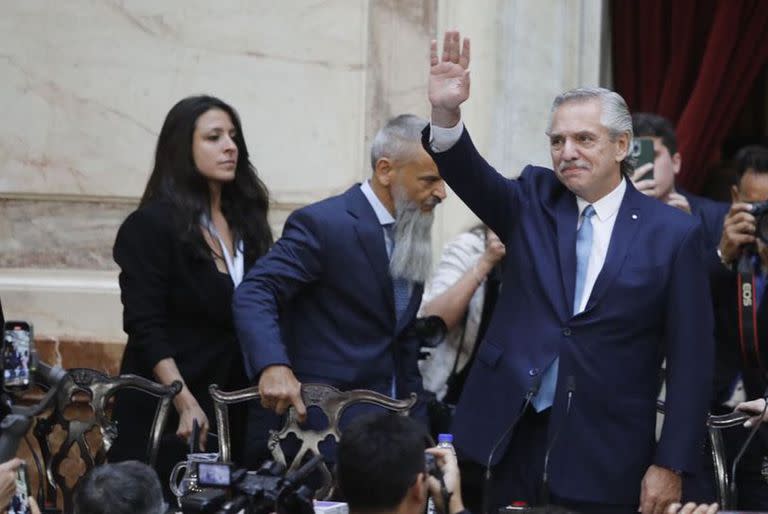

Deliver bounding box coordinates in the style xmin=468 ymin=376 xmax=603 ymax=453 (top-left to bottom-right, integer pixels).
xmin=202 ymin=215 xmax=244 ymax=287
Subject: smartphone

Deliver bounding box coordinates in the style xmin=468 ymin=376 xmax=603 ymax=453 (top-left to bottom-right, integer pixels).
xmin=629 ymin=137 xmax=655 ymax=181
xmin=2 ymin=321 xmax=34 ymax=392
xmin=7 ymin=462 xmax=31 ymax=514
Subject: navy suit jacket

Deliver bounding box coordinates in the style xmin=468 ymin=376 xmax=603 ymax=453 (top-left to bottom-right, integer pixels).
xmin=425 ymin=127 xmax=714 ymax=504
xmin=233 ymin=185 xmax=424 ymax=400
xmin=681 ymin=189 xmax=729 ymax=275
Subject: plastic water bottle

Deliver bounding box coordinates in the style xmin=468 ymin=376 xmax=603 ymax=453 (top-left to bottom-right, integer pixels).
xmin=426 ymin=434 xmax=454 ymax=514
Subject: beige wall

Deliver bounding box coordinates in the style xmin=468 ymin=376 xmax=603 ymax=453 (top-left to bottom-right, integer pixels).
xmin=0 ymin=0 xmax=605 ymax=344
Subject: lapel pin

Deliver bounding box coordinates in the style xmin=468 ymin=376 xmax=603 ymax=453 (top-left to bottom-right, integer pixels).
xmin=631 ymin=214 xmax=638 ymax=220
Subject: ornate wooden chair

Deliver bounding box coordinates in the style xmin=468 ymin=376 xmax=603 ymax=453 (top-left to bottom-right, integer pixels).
xmin=13 ymin=366 xmax=182 ymax=512
xmin=209 ymin=383 xmax=417 ymax=499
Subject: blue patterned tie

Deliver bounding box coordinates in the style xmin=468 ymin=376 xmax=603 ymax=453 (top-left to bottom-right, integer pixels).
xmin=385 ymin=224 xmax=411 ymax=323
xmin=533 ymin=205 xmax=595 ymax=411
xmin=386 ymin=224 xmax=410 ymax=398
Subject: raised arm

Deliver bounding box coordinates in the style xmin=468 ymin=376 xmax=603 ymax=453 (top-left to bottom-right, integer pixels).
xmin=429 ymin=31 xmax=471 ymax=128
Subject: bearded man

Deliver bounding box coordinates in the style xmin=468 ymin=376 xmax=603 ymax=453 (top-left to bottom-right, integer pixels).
xmin=234 ymin=114 xmax=445 ymax=464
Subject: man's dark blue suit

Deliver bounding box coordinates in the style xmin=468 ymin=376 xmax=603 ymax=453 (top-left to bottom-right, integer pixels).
xmin=233 ymin=184 xmax=425 ymax=406
xmin=424 ymin=126 xmax=715 ymax=505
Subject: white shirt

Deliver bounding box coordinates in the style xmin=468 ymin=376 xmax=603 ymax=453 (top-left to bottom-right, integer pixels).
xmin=429 ymin=118 xmax=625 ymax=314
xmin=574 ymin=179 xmax=625 ymax=313
xmin=360 ymin=180 xmax=396 ymax=257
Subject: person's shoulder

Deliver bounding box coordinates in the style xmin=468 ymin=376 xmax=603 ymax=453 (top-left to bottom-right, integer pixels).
xmin=518 ymin=164 xmax=565 ymax=195
xmin=519 ymin=164 xmax=557 ymax=182
xmin=687 ymin=191 xmax=730 ymax=219
xmin=118 ymin=199 xmax=176 ymax=240
xmin=289 ymin=186 xmax=358 ymax=223
xmin=449 ymin=227 xmax=486 ymax=250
xmin=636 ymin=190 xmax=702 ymax=234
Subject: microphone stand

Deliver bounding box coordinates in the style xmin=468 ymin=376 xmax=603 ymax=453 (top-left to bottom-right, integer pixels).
xmin=540 ymin=376 xmax=576 ymax=506
xmin=483 ymin=376 xmax=541 ymax=514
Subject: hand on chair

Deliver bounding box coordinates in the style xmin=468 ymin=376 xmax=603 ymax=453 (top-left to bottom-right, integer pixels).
xmin=735 ymin=397 xmax=768 ymax=428
xmin=173 ymin=387 xmax=209 ymax=450
xmin=258 ymin=365 xmax=307 ymax=422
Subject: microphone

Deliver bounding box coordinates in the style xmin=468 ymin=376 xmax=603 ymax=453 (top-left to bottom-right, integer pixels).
xmin=190 ymin=418 xmax=200 ymax=453
xmin=540 ymin=375 xmax=576 ymax=505
xmin=730 ymin=390 xmax=768 ymax=505
xmin=482 ymin=374 xmax=542 ymax=514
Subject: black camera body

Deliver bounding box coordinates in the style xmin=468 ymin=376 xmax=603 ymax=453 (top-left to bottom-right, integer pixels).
xmin=181 ymin=456 xmax=322 ymax=514
xmin=751 ymin=200 xmax=768 ymax=244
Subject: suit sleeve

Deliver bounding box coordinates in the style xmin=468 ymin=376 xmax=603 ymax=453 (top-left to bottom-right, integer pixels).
xmin=233 ymin=208 xmax=324 ymax=381
xmin=423 ymin=125 xmax=522 ymax=241
xmin=113 ymin=209 xmax=175 ymax=371
xmin=654 ymin=222 xmax=715 ymax=472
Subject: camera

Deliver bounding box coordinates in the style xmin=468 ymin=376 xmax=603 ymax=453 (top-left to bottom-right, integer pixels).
xmin=751 ymin=200 xmax=768 ymax=244
xmin=407 ymin=316 xmax=447 ymax=348
xmin=181 ymin=455 xmax=323 ymax=514
xmin=425 ymin=452 xmax=442 ymax=480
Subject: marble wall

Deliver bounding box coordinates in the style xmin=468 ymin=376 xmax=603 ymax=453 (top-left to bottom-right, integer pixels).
xmin=0 ymin=0 xmax=606 ymax=349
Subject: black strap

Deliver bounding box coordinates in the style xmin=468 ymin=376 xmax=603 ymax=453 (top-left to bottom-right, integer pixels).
xmin=444 ymin=264 xmax=502 ymax=404
xmin=737 ymin=252 xmax=766 ymax=376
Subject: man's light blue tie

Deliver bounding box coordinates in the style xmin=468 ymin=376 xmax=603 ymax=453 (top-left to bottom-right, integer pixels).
xmin=532 ymin=205 xmax=595 ymax=411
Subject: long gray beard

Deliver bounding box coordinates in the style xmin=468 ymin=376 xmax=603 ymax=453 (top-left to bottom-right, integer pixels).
xmin=389 ymin=198 xmax=434 ymax=283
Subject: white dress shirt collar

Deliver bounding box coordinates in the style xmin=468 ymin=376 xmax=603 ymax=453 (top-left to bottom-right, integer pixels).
xmin=575 ymin=177 xmax=626 ymax=222
xmin=360 ymin=180 xmax=395 ymax=226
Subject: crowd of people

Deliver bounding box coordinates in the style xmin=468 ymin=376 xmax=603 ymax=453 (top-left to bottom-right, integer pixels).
xmin=3 ymin=30 xmax=768 ymax=514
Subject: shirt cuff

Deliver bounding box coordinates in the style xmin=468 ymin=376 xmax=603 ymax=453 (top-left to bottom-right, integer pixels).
xmin=429 ymin=119 xmax=464 ymax=153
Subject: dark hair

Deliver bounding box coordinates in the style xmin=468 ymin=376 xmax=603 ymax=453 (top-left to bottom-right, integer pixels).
xmin=734 ymin=145 xmax=768 ymax=180
xmin=140 ymin=95 xmax=272 ymax=265
xmin=73 ymin=461 xmax=166 ymax=514
xmin=337 ymin=413 xmax=429 ymax=512
xmin=631 ymin=112 xmax=678 ymax=156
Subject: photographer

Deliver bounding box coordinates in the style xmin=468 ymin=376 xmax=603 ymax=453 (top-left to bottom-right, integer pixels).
xmin=337 ymin=412 xmax=466 ymax=514
xmin=710 ymin=145 xmax=768 ymax=509
xmin=72 ymin=461 xmax=166 ymax=514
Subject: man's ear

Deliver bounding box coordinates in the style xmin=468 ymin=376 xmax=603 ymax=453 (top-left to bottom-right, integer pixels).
xmin=409 ymin=472 xmax=428 ymax=505
xmin=373 ymin=157 xmax=394 ymax=187
xmin=672 ymin=152 xmax=682 ymax=175
xmin=731 ymin=184 xmax=740 ymax=203
xmin=615 ymin=133 xmax=630 ymax=162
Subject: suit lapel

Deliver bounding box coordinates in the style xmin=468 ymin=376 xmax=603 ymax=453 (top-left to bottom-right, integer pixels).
xmin=555 ymin=192 xmax=579 ymax=317
xmin=584 ymin=183 xmax=641 ymax=311
xmin=346 ymin=187 xmax=395 ymax=312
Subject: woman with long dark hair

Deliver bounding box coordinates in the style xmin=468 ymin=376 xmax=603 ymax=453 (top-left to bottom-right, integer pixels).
xmin=108 ymin=95 xmax=271 ymax=494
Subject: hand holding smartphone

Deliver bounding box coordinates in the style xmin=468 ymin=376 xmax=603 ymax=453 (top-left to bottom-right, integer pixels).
xmin=0 ymin=459 xmax=30 ymax=514
xmin=629 ymin=137 xmax=655 ymax=181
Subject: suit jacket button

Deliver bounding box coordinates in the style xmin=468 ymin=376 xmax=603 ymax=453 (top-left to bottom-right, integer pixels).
xmin=529 ymin=368 xmax=540 ymax=376
xmin=563 ymin=328 xmax=572 ymax=336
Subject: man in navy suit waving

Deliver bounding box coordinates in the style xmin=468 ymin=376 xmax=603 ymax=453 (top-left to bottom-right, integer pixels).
xmin=424 ymin=32 xmax=714 ymax=514
xmin=234 ymin=114 xmax=445 ymax=463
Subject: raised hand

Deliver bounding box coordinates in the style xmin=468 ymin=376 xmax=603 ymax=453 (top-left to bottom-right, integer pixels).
xmin=429 ymin=31 xmax=471 ymax=127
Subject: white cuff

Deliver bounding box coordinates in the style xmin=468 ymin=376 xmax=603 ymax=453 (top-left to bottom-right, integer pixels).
xmin=429 ymin=119 xmax=464 ymax=153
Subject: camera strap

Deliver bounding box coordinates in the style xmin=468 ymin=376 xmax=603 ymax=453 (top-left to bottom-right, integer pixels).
xmin=737 ymin=254 xmax=766 ymax=375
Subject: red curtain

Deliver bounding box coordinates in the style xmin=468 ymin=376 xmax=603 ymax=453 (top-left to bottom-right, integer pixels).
xmin=612 ymin=0 xmax=768 ymax=193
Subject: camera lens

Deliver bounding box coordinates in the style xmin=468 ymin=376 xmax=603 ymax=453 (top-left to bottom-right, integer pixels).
xmin=758 ymin=213 xmax=768 ymax=244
